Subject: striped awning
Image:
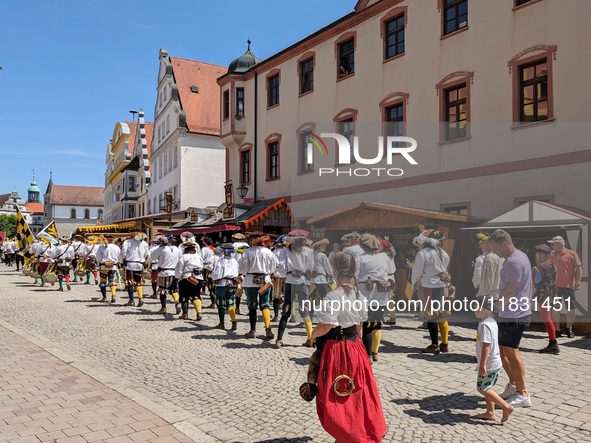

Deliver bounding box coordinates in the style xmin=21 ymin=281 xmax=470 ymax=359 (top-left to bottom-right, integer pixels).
xmin=77 ymin=221 xmax=136 ymax=232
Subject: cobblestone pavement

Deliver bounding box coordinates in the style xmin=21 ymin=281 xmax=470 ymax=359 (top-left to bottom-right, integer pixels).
xmin=0 ymin=325 xmax=194 ymax=443
xmin=2 ymin=267 xmax=591 ymax=443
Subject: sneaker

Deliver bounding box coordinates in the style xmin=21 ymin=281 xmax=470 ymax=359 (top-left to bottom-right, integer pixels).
xmin=499 ymin=383 xmax=517 ymax=400
xmin=539 ymin=342 xmax=560 ymax=354
xmin=421 ymin=344 xmax=440 ymax=354
xmin=506 ymin=392 xmax=532 ymax=408
xmin=566 ymin=327 xmax=575 ymax=338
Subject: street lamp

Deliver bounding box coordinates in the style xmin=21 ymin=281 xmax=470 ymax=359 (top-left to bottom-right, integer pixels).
xmin=236 ymin=183 xmax=248 ymax=200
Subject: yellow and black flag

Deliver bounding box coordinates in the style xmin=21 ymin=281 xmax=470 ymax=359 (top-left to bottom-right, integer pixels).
xmin=16 ymin=207 xmax=35 ymax=260
xmin=39 ymin=220 xmax=58 ymax=245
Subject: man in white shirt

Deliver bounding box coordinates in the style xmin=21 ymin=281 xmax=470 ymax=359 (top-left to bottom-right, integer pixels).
xmin=239 ymin=232 xmax=278 ymax=340
xmin=96 ymin=236 xmax=121 ymax=303
xmin=231 ymin=232 xmax=249 ymax=315
xmin=149 ymin=236 xmax=181 ymax=314
xmin=119 ymin=231 xmax=149 ymax=307
xmin=70 ymin=234 xmax=85 ymax=283
xmin=342 ymin=232 xmax=364 ymax=258
xmin=271 ymin=235 xmax=289 ymax=322
xmin=201 ymin=237 xmax=216 ymax=308
xmin=36 ymin=238 xmax=54 ymax=287
xmin=212 ymin=243 xmax=240 ymax=330
xmin=275 ymin=235 xmax=315 ymax=348
xmin=51 ymin=237 xmax=75 ymax=292
xmin=310 ymin=239 xmax=333 ymax=321
xmin=82 ymin=236 xmax=99 ymax=285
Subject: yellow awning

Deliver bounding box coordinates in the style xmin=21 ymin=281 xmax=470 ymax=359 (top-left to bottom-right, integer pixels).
xmin=77 ymin=221 xmax=136 ymax=232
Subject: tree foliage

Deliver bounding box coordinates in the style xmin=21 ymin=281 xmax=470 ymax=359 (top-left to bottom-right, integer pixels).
xmin=0 ymin=214 xmax=18 ymax=237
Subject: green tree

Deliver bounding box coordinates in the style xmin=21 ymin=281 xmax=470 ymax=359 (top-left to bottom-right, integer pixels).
xmin=0 ymin=214 xmax=18 ymax=237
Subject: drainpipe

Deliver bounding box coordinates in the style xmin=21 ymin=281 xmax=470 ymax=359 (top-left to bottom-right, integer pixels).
xmin=254 ymin=72 xmax=258 ymax=203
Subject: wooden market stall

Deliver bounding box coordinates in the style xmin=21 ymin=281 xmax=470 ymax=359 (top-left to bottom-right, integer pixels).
xmin=307 ymin=201 xmax=487 ymax=302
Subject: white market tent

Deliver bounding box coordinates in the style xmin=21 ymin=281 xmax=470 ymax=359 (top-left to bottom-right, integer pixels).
xmin=462 ymin=201 xmax=590 ymax=317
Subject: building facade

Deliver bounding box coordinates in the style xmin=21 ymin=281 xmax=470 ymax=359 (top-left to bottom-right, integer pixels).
xmin=0 ymin=190 xmax=32 ymax=228
xmin=43 ymin=179 xmax=104 ymax=237
xmin=218 ymin=0 xmax=591 ymax=223
xmin=147 ymin=49 xmax=226 ymax=217
xmin=103 ymin=121 xmax=137 ymax=224
xmin=127 ymin=109 xmax=154 ymax=219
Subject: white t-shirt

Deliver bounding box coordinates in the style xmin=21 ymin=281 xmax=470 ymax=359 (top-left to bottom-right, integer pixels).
xmin=476 ymin=317 xmax=502 ymax=372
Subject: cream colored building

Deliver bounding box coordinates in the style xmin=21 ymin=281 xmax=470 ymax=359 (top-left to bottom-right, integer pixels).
xmin=218 ymin=0 xmax=591 ymax=222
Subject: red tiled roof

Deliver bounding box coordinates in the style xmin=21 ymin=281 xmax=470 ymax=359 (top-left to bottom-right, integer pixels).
xmin=170 ymin=57 xmax=225 ymax=136
xmin=49 ymin=185 xmax=104 ymax=206
xmin=124 ymin=121 xmax=137 ymax=154
xmin=0 ymin=193 xmax=9 ymax=208
xmin=24 ymin=202 xmax=44 ymax=215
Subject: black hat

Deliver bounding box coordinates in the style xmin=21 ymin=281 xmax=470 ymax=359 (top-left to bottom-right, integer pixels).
xmin=534 ymin=244 xmax=552 ymax=255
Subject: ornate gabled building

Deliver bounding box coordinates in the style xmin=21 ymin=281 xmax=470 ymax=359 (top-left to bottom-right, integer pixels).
xmin=146 ymin=49 xmax=226 ymax=217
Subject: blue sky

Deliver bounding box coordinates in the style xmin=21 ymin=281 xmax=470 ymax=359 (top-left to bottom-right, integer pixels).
xmin=0 ymin=0 xmax=352 ymax=198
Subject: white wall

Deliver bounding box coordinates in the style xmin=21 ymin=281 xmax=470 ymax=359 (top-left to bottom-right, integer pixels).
xmin=53 ymin=205 xmax=102 ymax=220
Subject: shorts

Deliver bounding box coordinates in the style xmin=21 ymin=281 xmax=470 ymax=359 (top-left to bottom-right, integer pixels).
xmin=556 ymin=287 xmax=575 ymax=309
xmin=477 ymin=370 xmax=499 ymax=392
xmin=497 ymin=315 xmax=530 ymax=349
xmin=126 ymin=270 xmax=144 ymax=286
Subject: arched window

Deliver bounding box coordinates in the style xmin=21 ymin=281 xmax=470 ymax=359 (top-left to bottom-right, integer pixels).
xmin=98 ymin=209 xmax=103 ymax=220
xmin=70 ymin=209 xmax=76 ymax=219
xmin=84 ymin=209 xmax=90 ymax=219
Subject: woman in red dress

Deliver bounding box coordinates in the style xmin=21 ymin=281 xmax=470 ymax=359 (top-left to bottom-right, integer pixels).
xmin=309 ymin=252 xmax=387 ymax=443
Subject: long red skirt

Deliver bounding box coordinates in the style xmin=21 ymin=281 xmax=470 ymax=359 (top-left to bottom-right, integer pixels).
xmin=316 ymin=337 xmax=387 ymax=443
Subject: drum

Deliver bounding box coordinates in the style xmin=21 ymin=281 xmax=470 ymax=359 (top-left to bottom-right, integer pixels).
xmin=44 ymin=264 xmax=58 ymax=284
xmin=75 ymin=260 xmax=86 ymax=277
xmin=30 ymin=261 xmax=41 ymax=279
xmin=23 ymin=261 xmax=32 ymax=276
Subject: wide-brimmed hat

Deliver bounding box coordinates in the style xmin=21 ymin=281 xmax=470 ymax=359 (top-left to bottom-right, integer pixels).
xmin=182 ymin=240 xmax=197 ymax=248
xmin=232 ymin=233 xmax=246 ymax=241
xmin=72 ymin=234 xmax=84 ymax=240
xmin=312 ymin=238 xmax=329 ymax=250
xmin=289 ymin=229 xmax=309 ymax=237
xmin=220 ymin=242 xmax=235 ymax=250
xmin=86 ymin=235 xmax=96 ymax=242
xmin=341 ymin=232 xmax=360 ymax=243
xmin=534 ymin=244 xmax=552 ymax=255
xmin=547 ymin=236 xmax=565 ymax=245
xmin=359 ymin=234 xmax=381 ymax=251
xmin=156 ymin=236 xmax=169 ymax=245
xmin=59 ymin=236 xmax=70 ymax=243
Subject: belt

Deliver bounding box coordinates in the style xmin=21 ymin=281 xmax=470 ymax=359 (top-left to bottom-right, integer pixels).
xmin=316 ymin=326 xmax=357 ymax=351
xmin=159 ymin=268 xmax=175 ymax=271
xmin=248 ymin=273 xmax=267 ymax=276
xmin=126 ymin=260 xmax=145 ymax=263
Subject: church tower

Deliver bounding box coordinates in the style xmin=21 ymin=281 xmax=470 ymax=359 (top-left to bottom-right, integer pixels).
xmin=27 ymin=171 xmax=41 ymax=203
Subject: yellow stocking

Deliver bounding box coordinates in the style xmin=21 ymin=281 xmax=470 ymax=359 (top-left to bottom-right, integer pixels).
xmin=304 ymin=319 xmax=313 ymax=339
xmin=371 ymin=330 xmax=382 ymax=353
xmin=192 ymin=299 xmax=202 ymax=313
xmin=438 ymin=320 xmax=449 ymax=345
xmin=110 ymin=286 xmax=116 ymax=296
xmin=172 ymin=292 xmax=180 ymax=304
xmin=262 ymin=309 xmax=271 ymax=329
xmin=136 ymin=286 xmax=143 ymax=299
xmin=228 ymin=307 xmax=236 ymax=322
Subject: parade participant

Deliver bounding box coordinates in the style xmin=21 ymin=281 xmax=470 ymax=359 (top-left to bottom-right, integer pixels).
xmin=306 ymin=251 xmax=387 ymax=443
xmin=473 ymin=295 xmax=514 ymax=422
xmin=231 ymin=233 xmax=249 ymax=315
xmin=342 ymin=232 xmax=364 ymax=258
xmin=380 ymin=239 xmax=398 ymax=325
xmin=51 ymin=236 xmax=75 ymax=292
xmin=310 ymin=238 xmax=333 ymax=321
xmin=271 ymin=234 xmax=288 ymax=322
xmin=239 ymin=232 xmax=278 ymax=339
xmin=201 ymin=237 xmax=216 ymax=308
xmin=356 ymin=234 xmax=394 ymax=362
xmin=488 ymin=229 xmax=532 ymax=408
xmin=36 ymin=238 xmax=54 ymax=287
xmin=175 ymin=239 xmax=204 ymax=320
xmin=28 ymin=239 xmax=42 ymax=284
xmin=532 ymin=244 xmax=559 ymax=354
xmin=149 ymin=236 xmax=181 ymax=314
xmin=96 ymin=235 xmax=120 ymax=303
xmin=13 ymin=234 xmax=23 ymax=272
xmin=476 ymin=233 xmax=504 ymax=301
xmin=411 ymin=230 xmax=451 ymax=354
xmin=82 ymin=236 xmax=99 ymax=285
xmin=275 ymin=234 xmax=314 ymax=348
xmin=3 ymin=238 xmax=15 ymax=266
xmin=212 ymin=243 xmax=239 ymax=330
xmin=70 ymin=234 xmax=85 ymax=283
xmin=119 ymin=231 xmax=149 ymax=307
xmin=548 ymin=236 xmax=582 ymax=338
xmin=147 ymin=239 xmax=160 ymax=298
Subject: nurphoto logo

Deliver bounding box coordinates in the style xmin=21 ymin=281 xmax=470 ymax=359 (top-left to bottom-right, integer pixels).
xmin=305 ymin=132 xmax=419 ymax=177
